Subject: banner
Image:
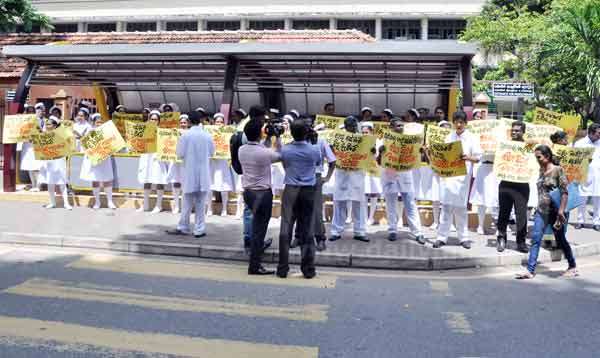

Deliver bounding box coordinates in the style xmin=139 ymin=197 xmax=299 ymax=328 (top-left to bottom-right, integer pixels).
xmin=372 ymin=122 xmax=389 ymax=139
xmin=429 ymin=141 xmax=467 ymax=178
xmin=533 ymin=107 xmax=580 ymax=142
xmin=81 ymin=121 xmax=127 ymax=166
xmin=30 ymin=126 xmax=75 ymax=160
xmin=493 ymin=141 xmax=538 ymax=183
xmin=2 ymin=114 xmax=38 ymax=143
xmin=156 ymin=128 xmax=182 ymax=163
xmin=524 ymin=123 xmax=562 ymax=146
xmin=380 ymin=131 xmax=422 ymax=172
xmin=112 ymin=112 xmax=143 ymax=136
xmin=467 ymin=120 xmax=505 ymax=154
xmin=125 ymin=120 xmax=157 ymax=154
xmin=425 ymin=125 xmax=451 ymax=145
xmin=329 ymin=130 xmax=376 ymax=171
xmin=554 ymin=145 xmax=595 ymax=184
xmin=205 ymin=125 xmax=236 ymax=159
xmin=314 ymin=115 xmax=345 ymax=130
xmin=159 ymin=112 xmax=181 ymax=129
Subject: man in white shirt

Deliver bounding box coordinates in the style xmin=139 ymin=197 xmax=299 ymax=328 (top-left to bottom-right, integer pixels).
xmin=168 ymin=111 xmax=215 ymax=237
xmin=574 ymin=123 xmax=600 ymax=231
xmin=434 ymin=111 xmax=482 ymax=249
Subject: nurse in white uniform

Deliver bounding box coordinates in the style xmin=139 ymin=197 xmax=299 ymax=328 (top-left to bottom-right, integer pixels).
xmin=329 ymin=116 xmax=368 ymax=242
xmin=41 ymin=116 xmax=72 ymax=210
xmin=79 ymin=112 xmax=117 ymax=210
xmin=574 ymin=123 xmax=600 ymax=231
xmin=360 ymin=122 xmax=382 ymax=225
xmin=166 ymin=114 xmax=189 ymax=214
xmin=208 ymin=113 xmax=235 ymax=216
xmin=433 ymin=111 xmax=482 ymax=249
xmin=138 ymin=110 xmax=169 ymax=213
xmin=20 ymin=102 xmax=46 ymax=191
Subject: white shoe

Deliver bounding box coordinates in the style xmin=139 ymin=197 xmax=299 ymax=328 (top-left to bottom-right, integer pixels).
xmin=136 ymin=206 xmax=145 ymax=212
xmin=172 ymin=207 xmax=180 ymax=214
xmin=477 ymin=226 xmax=485 ymax=235
xmin=220 ymin=211 xmax=227 ymax=217
xmin=151 ymin=206 xmax=162 ymax=214
xmin=64 ymin=204 xmax=73 ymax=211
xmin=93 ymin=203 xmax=101 ymax=210
xmin=31 ymin=188 xmax=40 ymax=192
xmin=450 ymin=225 xmax=457 ymax=232
xmin=45 ymin=204 xmax=55 ymax=209
xmin=367 ymin=219 xmax=375 ymax=226
xmin=108 ymin=202 xmax=117 ymax=210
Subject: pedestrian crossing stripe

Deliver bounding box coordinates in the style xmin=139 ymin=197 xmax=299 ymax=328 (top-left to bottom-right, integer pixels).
xmin=0 ymin=315 xmax=318 ymax=358
xmin=67 ymin=256 xmax=337 ymax=289
xmin=5 ymin=278 xmax=329 ymax=322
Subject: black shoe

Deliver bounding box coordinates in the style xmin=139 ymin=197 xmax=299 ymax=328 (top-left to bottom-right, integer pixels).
xmin=517 ymin=243 xmax=529 ymax=253
xmin=263 ymin=238 xmax=273 ymax=251
xmin=594 ymin=225 xmax=600 ymax=232
xmin=353 ymin=235 xmax=370 ymax=243
xmin=316 ymin=240 xmax=327 ymax=252
xmin=194 ymin=233 xmax=206 ymax=238
xmin=575 ymin=224 xmax=584 ymax=230
xmin=416 ymin=235 xmax=426 ymax=245
xmin=388 ymin=233 xmax=397 ymax=242
xmin=433 ymin=240 xmax=445 ymax=248
xmin=290 ymin=237 xmax=299 ymax=249
xmin=329 ymin=235 xmax=342 ymax=242
xmin=248 ymin=266 xmax=275 ymax=275
xmin=303 ymin=272 xmax=316 ymax=279
xmin=276 ymin=271 xmax=288 ymax=278
xmin=461 ymin=241 xmax=472 ymax=250
xmin=497 ymin=237 xmax=506 ymax=253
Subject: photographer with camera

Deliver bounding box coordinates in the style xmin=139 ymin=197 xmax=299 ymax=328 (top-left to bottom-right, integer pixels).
xmin=277 ymin=119 xmax=322 ymax=279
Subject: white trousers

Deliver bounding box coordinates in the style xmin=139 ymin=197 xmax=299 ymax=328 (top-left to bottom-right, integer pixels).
xmin=384 ymin=192 xmax=422 ymax=236
xmin=437 ymin=205 xmax=470 ymax=243
xmin=331 ymin=200 xmax=366 ymax=236
xmin=177 ymin=191 xmax=208 ymax=235
xmin=577 ymin=196 xmax=600 ymax=225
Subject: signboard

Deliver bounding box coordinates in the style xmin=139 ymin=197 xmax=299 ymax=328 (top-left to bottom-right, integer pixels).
xmin=492 ymin=82 xmax=535 ymax=98
xmin=329 ymin=130 xmax=376 ymax=171
xmin=159 ymin=112 xmax=181 ymax=129
xmin=533 ymin=107 xmax=580 ymax=142
xmin=112 ymin=112 xmax=143 ymax=136
xmin=2 ymin=114 xmax=38 ymax=143
xmin=125 ymin=120 xmax=157 ymax=154
xmin=156 ymin=128 xmax=182 ymax=163
xmin=429 ymin=141 xmax=467 ymax=178
xmin=425 ymin=125 xmax=451 ymax=145
xmin=380 ymin=131 xmax=422 ymax=172
xmin=314 ymin=115 xmax=345 ymax=130
xmin=81 ymin=121 xmax=127 ymax=166
xmin=467 ymin=119 xmax=505 ymax=154
xmin=493 ymin=141 xmax=538 ymax=183
xmin=30 ymin=126 xmax=75 ymax=160
xmin=204 ymin=125 xmax=236 ymax=159
xmin=554 ymin=145 xmax=595 ymax=184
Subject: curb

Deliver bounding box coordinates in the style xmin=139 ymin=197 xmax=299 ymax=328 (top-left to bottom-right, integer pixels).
xmin=1 ymin=232 xmax=598 ymax=271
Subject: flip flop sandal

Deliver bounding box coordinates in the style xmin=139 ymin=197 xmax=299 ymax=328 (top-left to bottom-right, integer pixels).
xmin=515 ymin=272 xmax=535 ymax=280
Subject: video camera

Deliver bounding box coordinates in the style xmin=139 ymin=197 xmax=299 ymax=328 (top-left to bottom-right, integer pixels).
xmin=265 ymin=118 xmax=285 ymax=137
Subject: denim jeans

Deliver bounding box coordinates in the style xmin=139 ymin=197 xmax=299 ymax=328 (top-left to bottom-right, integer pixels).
xmin=528 ymin=208 xmax=576 ymax=274
xmin=243 ymin=203 xmax=253 ymax=248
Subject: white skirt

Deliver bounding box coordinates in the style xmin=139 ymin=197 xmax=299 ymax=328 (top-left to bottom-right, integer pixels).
xmin=137 ymin=153 xmax=168 ymax=185
xmin=20 ymin=142 xmax=43 ymax=171
xmin=166 ymin=162 xmax=183 ymax=184
xmin=580 ymin=163 xmax=600 ymax=197
xmin=364 ymin=174 xmax=382 ymax=195
xmin=80 ymin=156 xmax=114 ymax=183
xmin=42 ymin=158 xmax=68 ymax=185
xmin=271 ymin=163 xmax=285 ymax=191
xmin=469 ymin=163 xmax=499 ymax=208
xmin=412 ymin=166 xmax=440 ymax=201
xmin=210 ymin=159 xmax=235 ymax=192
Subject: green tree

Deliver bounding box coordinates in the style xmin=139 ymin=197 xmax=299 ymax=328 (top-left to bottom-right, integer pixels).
xmin=0 ymin=0 xmax=52 ymax=33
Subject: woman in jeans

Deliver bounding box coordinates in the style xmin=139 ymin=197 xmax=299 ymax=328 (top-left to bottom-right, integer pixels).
xmin=516 ymin=145 xmax=578 ymax=279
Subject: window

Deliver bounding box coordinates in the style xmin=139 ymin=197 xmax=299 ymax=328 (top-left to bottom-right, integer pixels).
xmin=52 ymin=23 xmax=78 ymax=33
xmin=206 ymin=21 xmax=241 ymax=31
xmin=249 ymin=20 xmax=285 ymax=30
xmin=126 ymin=22 xmax=157 ymax=32
xmin=292 ymin=20 xmax=330 ymax=30
xmin=428 ymin=20 xmax=466 ymax=40
xmin=337 ymin=19 xmax=375 ymax=37
xmin=166 ymin=21 xmax=198 ymax=31
xmin=87 ymin=23 xmax=117 ymax=32
xmin=382 ymin=20 xmax=421 ymax=40
xmin=14 ymin=24 xmax=41 ymax=33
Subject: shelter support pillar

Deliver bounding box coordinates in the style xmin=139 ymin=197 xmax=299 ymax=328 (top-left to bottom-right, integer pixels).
xmin=3 ymin=62 xmax=35 ymax=192
xmin=461 ymin=56 xmax=473 ymax=119
xmin=220 ymin=57 xmax=240 ymax=124
xmin=420 ymin=18 xmax=428 ymax=40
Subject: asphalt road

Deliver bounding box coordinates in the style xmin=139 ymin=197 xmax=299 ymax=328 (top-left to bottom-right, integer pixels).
xmin=0 ymin=244 xmax=599 ymax=358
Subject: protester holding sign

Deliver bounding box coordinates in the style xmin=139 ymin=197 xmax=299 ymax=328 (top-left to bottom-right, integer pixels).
xmin=207 ymin=113 xmax=236 ymax=217
xmin=377 ymin=118 xmax=426 ymax=244
xmin=38 ymin=116 xmax=72 ymax=210
xmin=360 ymin=122 xmax=382 ymax=226
xmin=574 ymin=123 xmax=600 ymax=231
xmin=164 ymin=114 xmax=189 ymax=214
xmin=19 ymin=103 xmax=46 ymax=191
xmin=434 ymin=111 xmax=482 ymax=250
xmin=73 ymin=108 xmax=92 ymax=151
xmin=137 ymin=110 xmax=169 ymax=214
xmin=79 ymin=113 xmax=118 ymax=210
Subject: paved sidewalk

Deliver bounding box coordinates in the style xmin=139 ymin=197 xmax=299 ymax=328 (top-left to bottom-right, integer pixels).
xmin=0 ymin=199 xmax=598 ymax=270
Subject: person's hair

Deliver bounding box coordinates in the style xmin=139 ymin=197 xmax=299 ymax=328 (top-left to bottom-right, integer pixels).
xmin=290 ymin=119 xmax=308 ymax=141
xmin=244 ymin=119 xmax=263 ymax=142
xmin=589 ymin=123 xmax=600 ymax=134
xmin=452 ymin=111 xmax=467 ymax=123
xmin=550 ymin=130 xmax=568 ymax=144
xmin=148 ymin=113 xmax=161 ymax=124
xmin=249 ymin=105 xmax=267 ymax=122
xmin=188 ymin=111 xmax=201 ymax=125
xmin=512 ymin=121 xmax=527 ymax=134
xmin=434 ymin=106 xmax=445 ymax=114
xmin=324 ymin=103 xmax=334 ymax=110
xmin=535 ymin=144 xmax=560 ymax=165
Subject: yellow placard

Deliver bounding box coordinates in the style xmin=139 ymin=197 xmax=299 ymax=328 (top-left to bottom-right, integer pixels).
xmin=315 ymin=115 xmax=345 ymax=130
xmin=403 ymin=122 xmax=425 ymax=136
xmin=156 ymin=128 xmax=182 ymax=163
xmin=329 ymin=130 xmax=376 ymax=171
xmin=125 ymin=120 xmax=157 ymax=154
xmin=380 ymin=131 xmax=422 ymax=172
xmin=425 ymin=124 xmax=451 ymax=145
xmin=205 ymin=125 xmax=236 ymax=159
xmin=524 ymin=123 xmax=562 ymax=147
xmin=554 ymin=145 xmax=595 ymax=184
xmin=372 ymin=122 xmax=390 ymax=139
xmin=159 ymin=112 xmax=181 ymax=129
xmin=429 ymin=141 xmax=467 ymax=178
xmin=112 ymin=113 xmax=143 ymax=136
xmin=467 ymin=120 xmax=506 ymax=154
xmin=533 ymin=107 xmax=580 ymax=142
xmin=30 ymin=126 xmax=75 ymax=160
xmin=493 ymin=141 xmax=538 ymax=183
xmin=2 ymin=114 xmax=38 ymax=143
xmin=81 ymin=121 xmax=126 ymax=166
